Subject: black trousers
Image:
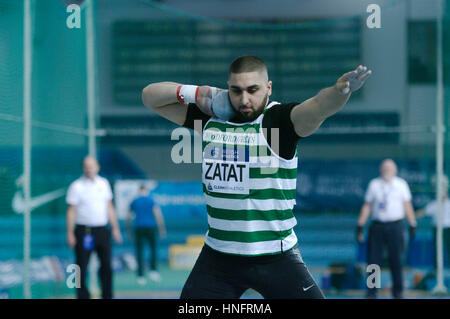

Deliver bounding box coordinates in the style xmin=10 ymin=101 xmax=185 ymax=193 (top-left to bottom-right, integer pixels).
xmin=180 ymin=244 xmax=325 ymax=299
xmin=367 ymin=220 xmax=405 ymax=298
xmin=135 ymin=226 xmax=158 ymax=276
xmin=74 ymin=225 xmax=112 ymax=299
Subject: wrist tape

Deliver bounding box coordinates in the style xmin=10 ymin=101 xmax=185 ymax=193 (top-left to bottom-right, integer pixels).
xmin=176 ymin=85 xmax=199 ymax=104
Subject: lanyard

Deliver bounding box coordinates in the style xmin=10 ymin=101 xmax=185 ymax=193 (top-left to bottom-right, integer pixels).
xmin=378 ymin=183 xmax=392 ymax=213
xmin=382 ymin=184 xmax=392 ymax=203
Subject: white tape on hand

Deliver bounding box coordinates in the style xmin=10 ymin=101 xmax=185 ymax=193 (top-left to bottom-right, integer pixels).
xmin=177 ymin=85 xmax=198 ymax=104
xmin=211 ymin=90 xmax=235 ymax=121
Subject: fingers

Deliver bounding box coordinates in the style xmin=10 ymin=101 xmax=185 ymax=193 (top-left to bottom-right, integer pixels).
xmin=354 ymin=65 xmax=372 ymax=80
xmin=341 ymin=70 xmax=357 ymax=81
xmin=355 ymin=65 xmax=365 ymax=75
xmin=342 ymin=65 xmax=364 ymax=79
xmin=339 ymin=65 xmax=372 ymax=94
xmin=344 ymin=65 xmax=371 ymax=79
xmin=359 ymin=69 xmax=372 ymax=81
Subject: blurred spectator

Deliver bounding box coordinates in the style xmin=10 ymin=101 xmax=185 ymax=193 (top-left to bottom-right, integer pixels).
xmin=66 ymin=156 xmax=123 ymax=299
xmin=128 ymin=185 xmax=166 ymax=285
xmin=419 ymin=175 xmax=450 ymax=268
xmin=356 ymin=158 xmax=417 ymax=299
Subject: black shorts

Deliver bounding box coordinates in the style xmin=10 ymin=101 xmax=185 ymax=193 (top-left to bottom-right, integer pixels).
xmin=180 ymin=244 xmax=325 ymax=299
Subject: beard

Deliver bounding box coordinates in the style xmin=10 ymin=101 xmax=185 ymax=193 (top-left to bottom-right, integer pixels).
xmin=234 ymin=93 xmax=269 ymax=122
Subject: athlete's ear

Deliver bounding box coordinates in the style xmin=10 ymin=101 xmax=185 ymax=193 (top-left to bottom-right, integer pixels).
xmin=267 ymin=81 xmax=272 ymax=97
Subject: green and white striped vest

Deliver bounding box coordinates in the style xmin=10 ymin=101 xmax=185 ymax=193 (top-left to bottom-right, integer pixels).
xmin=202 ymin=102 xmax=298 ymax=256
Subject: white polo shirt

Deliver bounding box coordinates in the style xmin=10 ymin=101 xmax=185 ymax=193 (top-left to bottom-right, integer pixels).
xmin=425 ymin=198 xmax=450 ymax=228
xmin=365 ymin=176 xmax=412 ymax=222
xmin=66 ymin=175 xmax=113 ymax=227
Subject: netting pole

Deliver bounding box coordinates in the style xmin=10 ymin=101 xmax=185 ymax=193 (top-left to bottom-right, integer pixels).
xmin=85 ymin=0 xmax=102 ymax=295
xmin=86 ymin=0 xmax=97 ymax=158
xmin=432 ymin=0 xmax=447 ymax=295
xmin=23 ymin=0 xmax=33 ymax=299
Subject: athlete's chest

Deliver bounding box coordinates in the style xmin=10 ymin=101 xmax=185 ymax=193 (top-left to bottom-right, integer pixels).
xmin=202 ymin=124 xmax=257 ymax=195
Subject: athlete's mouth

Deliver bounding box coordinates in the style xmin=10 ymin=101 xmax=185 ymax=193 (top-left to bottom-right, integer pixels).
xmin=240 ymin=107 xmax=253 ymax=113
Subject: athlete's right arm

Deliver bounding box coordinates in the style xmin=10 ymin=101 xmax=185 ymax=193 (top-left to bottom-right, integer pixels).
xmin=142 ymin=82 xmax=188 ymax=126
xmin=142 ymin=82 xmax=222 ymax=126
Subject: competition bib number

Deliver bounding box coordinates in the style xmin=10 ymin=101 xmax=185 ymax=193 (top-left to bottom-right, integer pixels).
xmin=203 ymin=144 xmax=250 ymax=195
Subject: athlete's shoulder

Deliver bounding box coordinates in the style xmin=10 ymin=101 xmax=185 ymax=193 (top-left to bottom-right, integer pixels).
xmin=264 ymin=101 xmax=299 ymax=112
xmin=262 ymin=101 xmax=299 ymax=122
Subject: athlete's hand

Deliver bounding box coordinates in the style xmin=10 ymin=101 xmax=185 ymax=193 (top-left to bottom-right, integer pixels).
xmin=336 ymin=65 xmax=372 ymax=94
xmin=195 ymin=86 xmax=218 ymax=117
xmin=196 ymin=86 xmax=235 ymax=120
xmin=211 ymin=90 xmax=235 ymax=121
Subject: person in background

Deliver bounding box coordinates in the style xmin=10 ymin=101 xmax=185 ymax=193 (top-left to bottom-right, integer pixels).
xmin=66 ymin=156 xmax=123 ymax=299
xmin=356 ymin=158 xmax=417 ymax=299
xmin=128 ymin=185 xmax=166 ymax=285
xmin=418 ymin=175 xmax=450 ymax=269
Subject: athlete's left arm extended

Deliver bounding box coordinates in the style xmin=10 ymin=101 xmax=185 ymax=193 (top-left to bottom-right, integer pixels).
xmin=290 ymin=65 xmax=372 ymax=138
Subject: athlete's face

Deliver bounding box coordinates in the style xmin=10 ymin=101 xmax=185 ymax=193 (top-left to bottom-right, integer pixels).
xmin=227 ymin=71 xmax=272 ymax=121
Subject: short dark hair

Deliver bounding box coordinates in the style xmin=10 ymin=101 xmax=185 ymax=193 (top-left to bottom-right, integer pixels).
xmin=139 ymin=184 xmax=147 ymax=191
xmin=228 ymin=55 xmax=268 ymax=75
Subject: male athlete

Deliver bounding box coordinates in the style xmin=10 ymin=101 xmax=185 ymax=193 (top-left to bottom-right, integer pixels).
xmin=142 ymin=56 xmax=371 ymax=298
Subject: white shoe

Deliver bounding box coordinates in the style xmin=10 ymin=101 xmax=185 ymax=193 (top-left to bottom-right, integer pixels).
xmin=137 ymin=276 xmax=147 ymax=285
xmin=148 ymin=271 xmax=162 ymax=282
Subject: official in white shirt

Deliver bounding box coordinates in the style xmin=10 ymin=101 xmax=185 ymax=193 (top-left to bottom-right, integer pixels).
xmin=66 ymin=156 xmax=123 ymax=299
xmin=424 ymin=175 xmax=450 ymax=268
xmin=356 ymin=159 xmax=417 ymax=299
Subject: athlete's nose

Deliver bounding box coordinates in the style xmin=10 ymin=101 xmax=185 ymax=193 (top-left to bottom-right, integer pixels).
xmin=240 ymin=91 xmax=250 ymax=106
